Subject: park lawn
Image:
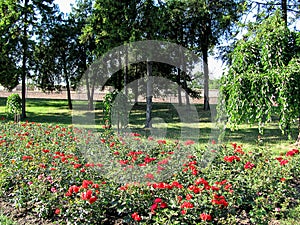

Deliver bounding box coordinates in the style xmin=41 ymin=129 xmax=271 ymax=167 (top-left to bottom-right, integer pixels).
xmin=0 ymin=97 xmax=298 ymax=155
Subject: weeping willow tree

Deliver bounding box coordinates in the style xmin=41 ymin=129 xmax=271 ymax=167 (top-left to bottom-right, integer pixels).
xmin=220 ymin=11 xmax=300 ymax=143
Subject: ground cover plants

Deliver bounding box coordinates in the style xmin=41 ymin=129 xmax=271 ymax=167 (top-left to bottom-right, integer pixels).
xmin=0 ymin=120 xmax=299 ymax=224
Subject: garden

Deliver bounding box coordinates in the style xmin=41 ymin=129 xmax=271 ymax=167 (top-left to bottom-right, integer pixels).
xmin=0 ymin=97 xmax=299 ymax=225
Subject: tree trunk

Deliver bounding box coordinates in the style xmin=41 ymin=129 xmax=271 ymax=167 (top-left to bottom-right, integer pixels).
xmin=145 ymin=61 xmax=153 ymax=128
xmin=21 ymin=0 xmax=29 ymax=119
xmin=62 ymin=51 xmax=72 ymax=110
xmin=203 ymin=46 xmax=210 ymax=111
xmin=183 ymin=71 xmax=190 ymax=108
xmin=281 ymin=0 xmax=287 ymax=25
xmin=177 ymin=68 xmax=182 ymax=105
xmin=65 ymin=76 xmax=72 ymax=110
xmin=124 ymin=47 xmax=128 ymax=96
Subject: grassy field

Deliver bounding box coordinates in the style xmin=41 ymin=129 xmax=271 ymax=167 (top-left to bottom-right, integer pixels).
xmin=0 ymin=97 xmax=298 ymax=155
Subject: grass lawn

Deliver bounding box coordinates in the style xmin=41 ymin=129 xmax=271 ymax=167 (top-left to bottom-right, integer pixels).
xmin=0 ymin=97 xmax=298 ymax=155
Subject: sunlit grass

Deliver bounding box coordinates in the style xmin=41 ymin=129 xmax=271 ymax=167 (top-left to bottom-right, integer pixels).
xmin=0 ymin=97 xmax=298 ymax=155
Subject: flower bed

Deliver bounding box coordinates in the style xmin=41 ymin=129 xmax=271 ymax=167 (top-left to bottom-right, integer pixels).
xmin=0 ymin=121 xmax=299 ymax=224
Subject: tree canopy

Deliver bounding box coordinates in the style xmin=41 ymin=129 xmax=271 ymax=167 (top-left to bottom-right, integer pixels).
xmin=220 ymin=10 xmax=300 ymax=140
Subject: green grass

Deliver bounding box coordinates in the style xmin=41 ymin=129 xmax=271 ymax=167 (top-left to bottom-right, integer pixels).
xmin=0 ymin=214 xmax=17 ymax=225
xmin=0 ymin=97 xmax=298 ymax=155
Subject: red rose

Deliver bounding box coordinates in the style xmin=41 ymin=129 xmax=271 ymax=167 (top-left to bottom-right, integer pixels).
xmin=131 ymin=212 xmax=141 ymax=221
xmin=160 ymin=202 xmax=168 ymax=208
xmin=89 ymin=196 xmax=98 ymax=204
xmin=54 ymin=208 xmax=60 ymax=215
xmin=244 ymin=161 xmax=255 ymax=169
xmin=154 ymin=198 xmax=162 ymax=203
xmin=200 ymin=213 xmax=212 ymax=221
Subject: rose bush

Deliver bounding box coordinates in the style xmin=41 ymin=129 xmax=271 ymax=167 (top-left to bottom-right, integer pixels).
xmin=0 ymin=121 xmax=299 ymax=224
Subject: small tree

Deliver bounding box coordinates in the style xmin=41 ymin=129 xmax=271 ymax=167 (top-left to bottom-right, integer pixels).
xmin=6 ymin=94 xmax=22 ymax=122
xmin=220 ymin=11 xmax=300 ymax=143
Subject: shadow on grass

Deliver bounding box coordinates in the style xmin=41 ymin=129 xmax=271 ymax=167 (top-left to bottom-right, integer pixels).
xmin=25 ymin=111 xmax=72 ymax=125
xmin=0 ymin=97 xmax=297 ymax=146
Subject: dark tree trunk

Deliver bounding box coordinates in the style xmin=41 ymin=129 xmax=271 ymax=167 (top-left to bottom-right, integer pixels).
xmin=281 ymin=0 xmax=287 ymax=25
xmin=62 ymin=51 xmax=72 ymax=110
xmin=21 ymin=0 xmax=29 ymax=119
xmin=183 ymin=71 xmax=190 ymax=108
xmin=65 ymin=75 xmax=72 ymax=110
xmin=203 ymin=46 xmax=210 ymax=111
xmin=124 ymin=47 xmax=128 ymax=96
xmin=177 ymin=68 xmax=182 ymax=105
xmin=145 ymin=61 xmax=153 ymax=128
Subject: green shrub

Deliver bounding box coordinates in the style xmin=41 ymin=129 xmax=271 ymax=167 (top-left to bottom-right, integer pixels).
xmin=6 ymin=94 xmax=22 ymax=122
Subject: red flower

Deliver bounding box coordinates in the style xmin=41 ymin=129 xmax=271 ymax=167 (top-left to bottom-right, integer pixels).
xmin=212 ymin=194 xmax=228 ymax=207
xmin=231 ymin=143 xmax=237 ymax=149
xmin=280 ymin=178 xmax=286 ymax=182
xmin=144 ymin=155 xmax=156 ymax=164
xmin=145 ymin=173 xmax=155 ymax=180
xmin=184 ymin=140 xmax=195 ymax=146
xmin=157 ymin=140 xmax=166 ymax=145
xmin=119 ymin=160 xmax=129 ymax=165
xmin=54 ymin=208 xmax=60 ymax=215
xmin=22 ymin=155 xmax=33 ymax=161
xmin=89 ymin=196 xmax=98 ymax=204
xmin=39 ymin=163 xmax=46 ymax=169
xmin=81 ymin=189 xmax=93 ymax=200
xmin=244 ymin=161 xmax=255 ymax=170
xmin=71 ymin=185 xmax=80 ymax=193
xmin=109 ymin=142 xmax=115 ymax=148
xmin=171 ymin=181 xmax=183 ymax=189
xmin=92 ymin=183 xmax=99 ymax=189
xmin=177 ymin=196 xmax=183 ymax=203
xmin=224 ymin=155 xmax=240 ymax=163
xmin=73 ymin=164 xmax=82 ymax=169
xmin=82 ymin=180 xmax=93 ymax=189
xmin=151 ymin=203 xmax=158 ymax=213
xmin=154 ymin=198 xmax=162 ymax=203
xmin=200 ymin=213 xmax=212 ymax=221
xmin=65 ymin=191 xmax=72 ymax=197
xmin=186 ymin=194 xmax=193 ymax=200
xmin=195 ymin=177 xmax=209 ymax=186
xmin=286 ymin=149 xmax=299 ymax=157
xmin=180 ymin=201 xmax=194 ymax=209
xmin=234 ymin=145 xmax=245 ymax=155
xmin=211 ymin=185 xmax=220 ymax=191
xmin=160 ymin=202 xmax=168 ymax=208
xmin=280 ymin=159 xmax=289 ymax=166
xmin=131 ymin=212 xmax=141 ymax=221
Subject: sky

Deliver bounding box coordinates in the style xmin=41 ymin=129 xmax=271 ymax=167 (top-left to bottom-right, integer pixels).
xmin=54 ymin=0 xmax=75 ymax=13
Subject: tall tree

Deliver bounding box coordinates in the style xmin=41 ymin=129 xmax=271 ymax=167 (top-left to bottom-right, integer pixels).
xmin=0 ymin=0 xmax=20 ymax=90
xmin=81 ymin=0 xmax=139 ymax=110
xmin=220 ymin=11 xmax=300 ymax=143
xmin=164 ymin=0 xmax=246 ymax=110
xmin=0 ymin=0 xmax=56 ymax=118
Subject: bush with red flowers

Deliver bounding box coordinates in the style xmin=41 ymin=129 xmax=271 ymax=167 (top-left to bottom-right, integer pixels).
xmin=0 ymin=121 xmax=299 ymax=224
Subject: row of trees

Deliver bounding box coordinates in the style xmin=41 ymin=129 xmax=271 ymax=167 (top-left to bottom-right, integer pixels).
xmin=0 ymin=0 xmax=299 ymax=136
xmin=1 ymin=0 xmax=247 ymax=119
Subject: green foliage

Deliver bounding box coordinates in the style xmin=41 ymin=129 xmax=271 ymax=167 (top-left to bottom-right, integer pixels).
xmin=103 ymin=90 xmax=128 ymax=130
xmin=220 ymin=11 xmax=300 ymax=137
xmin=6 ymin=94 xmax=22 ymax=116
